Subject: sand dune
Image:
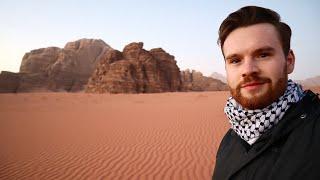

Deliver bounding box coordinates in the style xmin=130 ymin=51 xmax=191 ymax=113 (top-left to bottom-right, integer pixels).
xmin=0 ymin=92 xmax=230 ymax=180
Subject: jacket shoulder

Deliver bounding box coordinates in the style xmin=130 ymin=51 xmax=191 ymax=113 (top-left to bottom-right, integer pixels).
xmin=304 ymin=90 xmax=320 ymax=119
xmin=216 ymin=129 xmax=234 ymax=159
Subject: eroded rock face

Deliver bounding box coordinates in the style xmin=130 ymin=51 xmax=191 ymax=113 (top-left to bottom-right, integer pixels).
xmin=181 ymin=69 xmax=228 ymax=91
xmin=17 ymin=39 xmax=112 ymax=92
xmin=86 ymin=42 xmax=182 ymax=93
xmin=0 ymin=71 xmax=20 ymax=93
xmin=0 ymin=39 xmax=229 ymax=93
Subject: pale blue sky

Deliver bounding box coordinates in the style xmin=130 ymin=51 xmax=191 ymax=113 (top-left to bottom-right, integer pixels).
xmin=0 ymin=0 xmax=319 ymax=80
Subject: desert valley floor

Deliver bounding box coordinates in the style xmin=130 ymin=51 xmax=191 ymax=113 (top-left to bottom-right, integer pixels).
xmin=0 ymin=91 xmax=231 ymax=180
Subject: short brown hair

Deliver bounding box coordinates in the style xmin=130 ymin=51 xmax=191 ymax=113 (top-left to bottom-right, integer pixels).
xmin=218 ymin=6 xmax=292 ymax=56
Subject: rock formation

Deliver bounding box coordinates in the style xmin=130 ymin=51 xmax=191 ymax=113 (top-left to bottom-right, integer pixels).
xmin=2 ymin=39 xmax=112 ymax=92
xmin=181 ymin=69 xmax=228 ymax=91
xmin=296 ymin=75 xmax=320 ymax=88
xmin=86 ymin=42 xmax=182 ymax=93
xmin=0 ymin=38 xmax=229 ymax=93
xmin=0 ymin=71 xmax=20 ymax=93
xmin=210 ymin=72 xmax=227 ymax=83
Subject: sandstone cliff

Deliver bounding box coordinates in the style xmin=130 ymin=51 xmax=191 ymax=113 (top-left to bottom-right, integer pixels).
xmin=12 ymin=39 xmax=112 ymax=92
xmin=0 ymin=71 xmax=20 ymax=93
xmin=86 ymin=42 xmax=182 ymax=93
xmin=181 ymin=69 xmax=228 ymax=91
xmin=0 ymin=39 xmax=229 ymax=93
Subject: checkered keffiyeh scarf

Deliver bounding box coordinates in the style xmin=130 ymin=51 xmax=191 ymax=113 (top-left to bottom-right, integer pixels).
xmin=224 ymin=80 xmax=305 ymax=145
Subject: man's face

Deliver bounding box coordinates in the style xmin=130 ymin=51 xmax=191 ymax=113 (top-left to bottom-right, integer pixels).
xmin=223 ymin=23 xmax=295 ymax=109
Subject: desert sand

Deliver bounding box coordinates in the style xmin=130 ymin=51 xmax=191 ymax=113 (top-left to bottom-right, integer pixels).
xmin=0 ymin=91 xmax=230 ymax=180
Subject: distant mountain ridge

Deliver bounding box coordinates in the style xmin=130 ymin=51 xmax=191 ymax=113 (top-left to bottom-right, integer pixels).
xmin=210 ymin=72 xmax=226 ymax=83
xmin=0 ymin=38 xmax=228 ymax=93
xmin=296 ymin=76 xmax=320 ymax=88
xmin=181 ymin=69 xmax=228 ymax=91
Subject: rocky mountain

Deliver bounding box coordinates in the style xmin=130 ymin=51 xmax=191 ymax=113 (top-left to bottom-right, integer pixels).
xmin=0 ymin=38 xmax=229 ymax=93
xmin=0 ymin=39 xmax=112 ymax=92
xmin=296 ymin=75 xmax=320 ymax=88
xmin=86 ymin=42 xmax=182 ymax=93
xmin=0 ymin=71 xmax=20 ymax=93
xmin=210 ymin=72 xmax=227 ymax=83
xmin=181 ymin=69 xmax=228 ymax=91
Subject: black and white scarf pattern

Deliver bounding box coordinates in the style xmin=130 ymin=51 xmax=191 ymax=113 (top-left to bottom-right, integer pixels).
xmin=224 ymin=80 xmax=305 ymax=145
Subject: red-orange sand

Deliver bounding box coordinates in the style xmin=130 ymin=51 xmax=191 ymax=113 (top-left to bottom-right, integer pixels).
xmin=0 ymin=91 xmax=230 ymax=180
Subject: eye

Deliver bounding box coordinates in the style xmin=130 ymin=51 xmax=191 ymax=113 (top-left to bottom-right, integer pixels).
xmin=229 ymin=58 xmax=241 ymax=64
xmin=258 ymin=52 xmax=270 ymax=58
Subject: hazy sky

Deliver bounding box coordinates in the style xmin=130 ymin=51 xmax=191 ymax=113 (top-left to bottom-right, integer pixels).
xmin=1 ymin=0 xmax=319 ymax=80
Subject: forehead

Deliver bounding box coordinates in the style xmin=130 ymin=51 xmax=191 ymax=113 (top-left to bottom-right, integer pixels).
xmin=223 ymin=23 xmax=282 ymax=56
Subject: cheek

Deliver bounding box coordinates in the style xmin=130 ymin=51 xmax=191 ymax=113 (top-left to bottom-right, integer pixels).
xmin=226 ymin=69 xmax=238 ymax=88
xmin=264 ymin=61 xmax=286 ymax=81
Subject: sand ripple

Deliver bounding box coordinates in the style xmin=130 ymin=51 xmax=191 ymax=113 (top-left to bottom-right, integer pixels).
xmin=0 ymin=92 xmax=229 ymax=180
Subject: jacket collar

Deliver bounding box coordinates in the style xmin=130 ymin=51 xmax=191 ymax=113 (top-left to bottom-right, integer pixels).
xmin=227 ymin=90 xmax=320 ymax=179
xmin=269 ymin=90 xmax=320 ymax=143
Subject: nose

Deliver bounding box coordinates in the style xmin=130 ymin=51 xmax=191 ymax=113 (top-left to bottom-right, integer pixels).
xmin=241 ymin=58 xmax=259 ymax=77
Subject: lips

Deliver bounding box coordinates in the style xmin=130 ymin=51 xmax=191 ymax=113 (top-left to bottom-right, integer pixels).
xmin=241 ymin=81 xmax=265 ymax=88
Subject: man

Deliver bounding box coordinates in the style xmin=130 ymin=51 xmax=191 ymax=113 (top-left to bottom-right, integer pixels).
xmin=212 ymin=6 xmax=320 ymax=180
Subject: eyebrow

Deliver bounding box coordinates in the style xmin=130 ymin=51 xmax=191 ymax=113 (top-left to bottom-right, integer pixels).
xmin=224 ymin=46 xmax=276 ymax=61
xmin=252 ymin=46 xmax=275 ymax=55
xmin=225 ymin=54 xmax=239 ymax=61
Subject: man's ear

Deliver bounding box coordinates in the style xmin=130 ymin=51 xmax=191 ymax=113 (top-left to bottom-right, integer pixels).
xmin=286 ymin=50 xmax=295 ymax=74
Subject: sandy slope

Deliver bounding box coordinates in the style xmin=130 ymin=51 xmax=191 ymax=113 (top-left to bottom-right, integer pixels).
xmin=0 ymin=91 xmax=230 ymax=180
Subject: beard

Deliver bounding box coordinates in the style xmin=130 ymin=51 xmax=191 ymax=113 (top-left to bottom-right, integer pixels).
xmin=230 ymin=72 xmax=288 ymax=110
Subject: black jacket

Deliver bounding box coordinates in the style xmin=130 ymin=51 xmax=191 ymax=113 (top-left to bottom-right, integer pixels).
xmin=213 ymin=90 xmax=320 ymax=180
